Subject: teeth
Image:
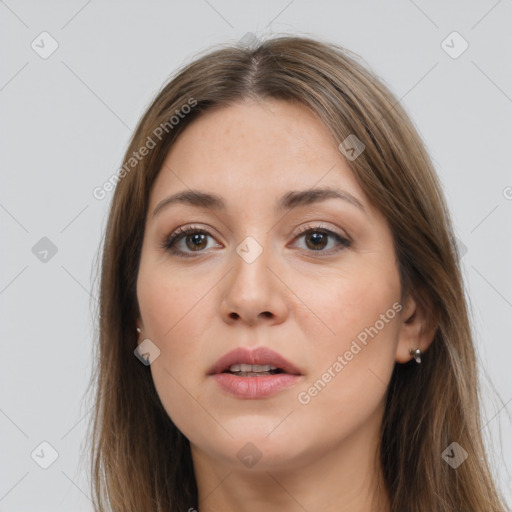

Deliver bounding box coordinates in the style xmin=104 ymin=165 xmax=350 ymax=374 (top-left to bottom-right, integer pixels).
xmin=229 ymin=364 xmax=278 ymax=372
xmin=237 ymin=372 xmax=273 ymax=377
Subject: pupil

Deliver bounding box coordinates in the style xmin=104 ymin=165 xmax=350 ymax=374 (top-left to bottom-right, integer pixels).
xmin=186 ymin=233 xmax=207 ymax=251
xmin=306 ymin=232 xmax=326 ymax=250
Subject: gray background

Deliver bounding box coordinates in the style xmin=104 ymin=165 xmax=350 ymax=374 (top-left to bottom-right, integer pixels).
xmin=1 ymin=1 xmax=511 ymax=510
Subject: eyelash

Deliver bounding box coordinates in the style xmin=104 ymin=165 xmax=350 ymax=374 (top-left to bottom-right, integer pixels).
xmin=161 ymin=223 xmax=352 ymax=259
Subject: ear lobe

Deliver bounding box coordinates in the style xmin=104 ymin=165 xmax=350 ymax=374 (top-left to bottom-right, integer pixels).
xmin=395 ymin=294 xmax=436 ymax=363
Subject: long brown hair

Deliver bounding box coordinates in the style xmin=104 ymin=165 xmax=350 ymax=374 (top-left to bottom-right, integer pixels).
xmin=86 ymin=34 xmax=509 ymax=511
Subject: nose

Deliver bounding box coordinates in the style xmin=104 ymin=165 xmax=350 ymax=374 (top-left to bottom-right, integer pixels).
xmin=219 ymin=241 xmax=289 ymax=327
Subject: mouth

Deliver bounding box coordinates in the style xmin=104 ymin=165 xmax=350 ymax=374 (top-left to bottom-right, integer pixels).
xmin=208 ymin=347 xmax=303 ymax=399
xmin=208 ymin=346 xmax=303 ymax=377
xmin=222 ymin=363 xmax=285 ymax=377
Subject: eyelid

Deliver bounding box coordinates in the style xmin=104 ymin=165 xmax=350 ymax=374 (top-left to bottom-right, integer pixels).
xmin=292 ymin=222 xmax=350 ymax=241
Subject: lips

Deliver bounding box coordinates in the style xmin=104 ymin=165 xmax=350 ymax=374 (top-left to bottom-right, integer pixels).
xmin=208 ymin=346 xmax=303 ymax=376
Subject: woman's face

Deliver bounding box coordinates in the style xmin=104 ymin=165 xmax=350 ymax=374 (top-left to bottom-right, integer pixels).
xmin=136 ymin=98 xmax=409 ymax=472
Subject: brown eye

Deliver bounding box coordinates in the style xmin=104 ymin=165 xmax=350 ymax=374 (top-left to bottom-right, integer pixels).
xmin=184 ymin=232 xmax=208 ymax=251
xmin=162 ymin=224 xmax=351 ymax=259
xmin=304 ymin=231 xmax=329 ymax=250
xmin=293 ymin=225 xmax=351 ymax=254
xmin=162 ymin=225 xmax=220 ymax=258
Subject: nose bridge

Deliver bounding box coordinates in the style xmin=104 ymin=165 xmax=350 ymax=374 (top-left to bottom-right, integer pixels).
xmin=220 ymin=232 xmax=287 ymax=324
xmin=231 ymin=234 xmax=273 ymax=301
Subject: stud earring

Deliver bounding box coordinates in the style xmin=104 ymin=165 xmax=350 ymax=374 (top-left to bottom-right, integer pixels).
xmin=409 ymin=348 xmax=422 ymax=364
xmin=136 ymin=327 xmax=141 ymax=334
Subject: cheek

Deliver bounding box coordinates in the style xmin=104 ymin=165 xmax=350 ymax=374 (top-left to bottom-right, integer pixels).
xmin=294 ymin=265 xmax=401 ymax=402
xmin=138 ymin=267 xmax=208 ymax=433
xmin=296 ymin=265 xmax=400 ymax=346
xmin=137 ymin=261 xmax=207 ymax=341
xmin=137 ymin=267 xmax=197 ymax=396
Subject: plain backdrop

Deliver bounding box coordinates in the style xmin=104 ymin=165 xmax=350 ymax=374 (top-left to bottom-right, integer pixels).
xmin=1 ymin=1 xmax=511 ymax=510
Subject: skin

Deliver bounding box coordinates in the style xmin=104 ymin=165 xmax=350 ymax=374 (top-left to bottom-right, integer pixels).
xmin=136 ymin=98 xmax=434 ymax=511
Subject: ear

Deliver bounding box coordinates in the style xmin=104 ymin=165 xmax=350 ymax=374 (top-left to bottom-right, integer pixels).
xmin=395 ymin=293 xmax=437 ymax=363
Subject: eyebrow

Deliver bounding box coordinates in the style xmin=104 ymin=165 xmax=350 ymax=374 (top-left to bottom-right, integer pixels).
xmin=152 ymin=186 xmax=366 ymax=218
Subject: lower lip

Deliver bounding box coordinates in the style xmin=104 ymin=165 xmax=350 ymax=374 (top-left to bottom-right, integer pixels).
xmin=211 ymin=373 xmax=302 ymax=398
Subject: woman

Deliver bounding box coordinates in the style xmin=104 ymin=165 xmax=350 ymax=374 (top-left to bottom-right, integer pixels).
xmin=87 ymin=35 xmax=508 ymax=511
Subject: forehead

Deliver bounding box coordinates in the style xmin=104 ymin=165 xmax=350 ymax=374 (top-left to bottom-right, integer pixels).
xmin=149 ymin=99 xmax=365 ymax=209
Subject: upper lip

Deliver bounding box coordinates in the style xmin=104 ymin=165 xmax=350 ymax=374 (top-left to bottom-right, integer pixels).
xmin=208 ymin=347 xmax=303 ymax=375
